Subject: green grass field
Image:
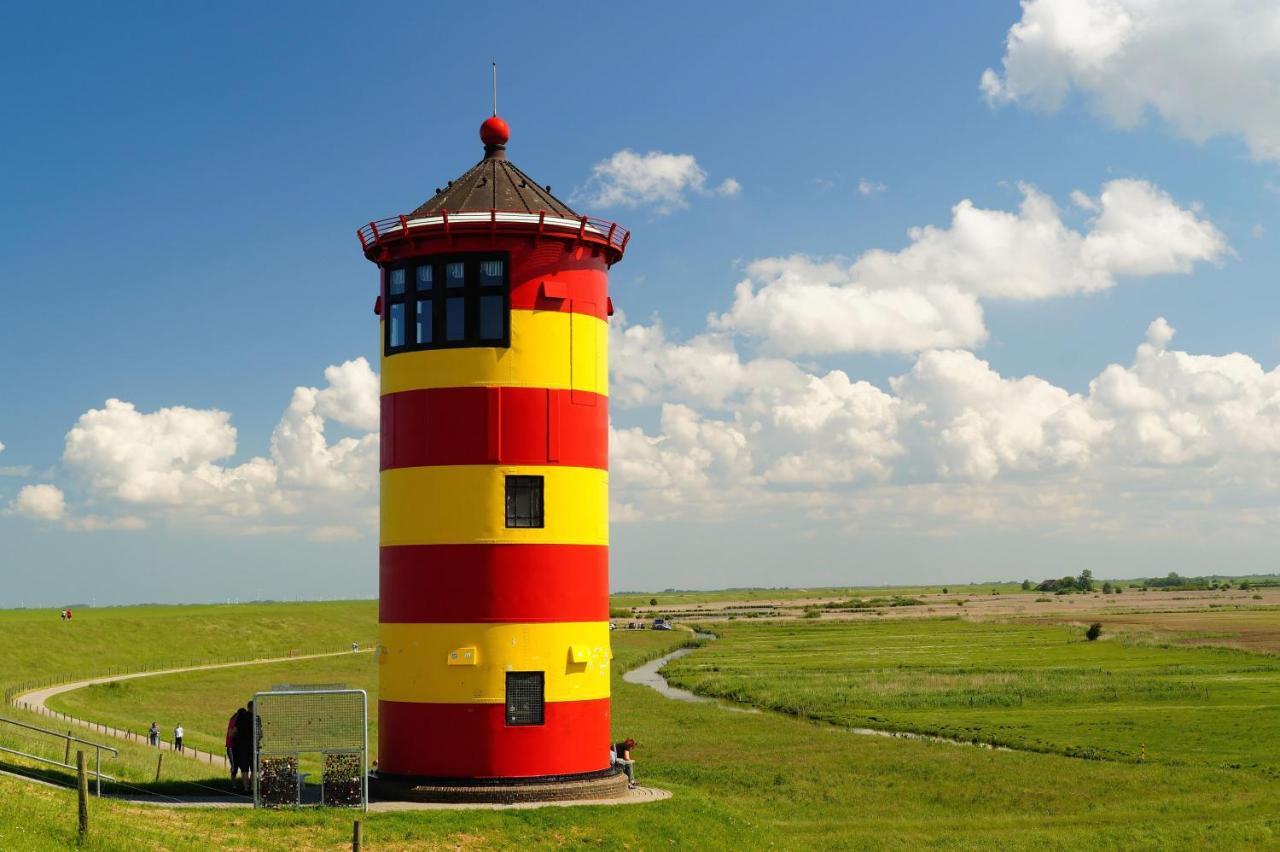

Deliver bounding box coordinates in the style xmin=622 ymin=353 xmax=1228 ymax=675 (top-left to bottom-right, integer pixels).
xmin=47 ymin=652 xmax=378 ymax=760
xmin=4 ymin=603 xmax=1280 ymax=848
xmin=0 ymin=600 xmax=376 ymax=693
xmin=0 ymin=601 xmax=377 ymax=794
xmin=665 ymin=618 xmax=1280 ymax=770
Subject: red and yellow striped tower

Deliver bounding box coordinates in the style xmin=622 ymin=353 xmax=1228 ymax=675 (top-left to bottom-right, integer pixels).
xmin=357 ymin=115 xmax=629 ymax=791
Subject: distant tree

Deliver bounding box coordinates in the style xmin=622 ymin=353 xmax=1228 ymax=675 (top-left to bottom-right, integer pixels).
xmin=649 ymin=597 xmax=657 ymax=606
xmin=1102 ymin=582 xmax=1114 ymax=594
xmin=1114 ymin=586 xmax=1124 ymax=595
xmin=1241 ymin=581 xmax=1252 ymax=590
xmin=1078 ymin=569 xmax=1095 ymax=592
xmin=1021 ymin=579 xmax=1032 ymax=591
xmin=1085 ymin=623 xmax=1103 ymax=641
xmin=942 ymin=587 xmax=949 ymax=594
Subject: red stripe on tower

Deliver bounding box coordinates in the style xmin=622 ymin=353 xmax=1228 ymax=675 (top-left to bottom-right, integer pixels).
xmin=379 ymin=544 xmax=608 ymax=623
xmin=378 ymin=698 xmax=611 ymax=779
xmin=380 ymin=387 xmax=608 ymax=471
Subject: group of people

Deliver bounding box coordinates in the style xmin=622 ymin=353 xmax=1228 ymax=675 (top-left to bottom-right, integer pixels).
xmin=224 ymin=702 xmax=256 ymax=791
xmin=58 ymin=609 xmax=73 ymax=620
xmin=146 ymin=721 xmax=184 ymax=751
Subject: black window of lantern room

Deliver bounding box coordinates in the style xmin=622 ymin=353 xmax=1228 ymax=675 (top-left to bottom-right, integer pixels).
xmin=383 ymin=253 xmax=510 ymax=354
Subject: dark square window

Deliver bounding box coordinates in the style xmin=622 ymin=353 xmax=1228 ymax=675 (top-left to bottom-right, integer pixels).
xmin=505 ymin=671 xmax=544 ymax=726
xmin=445 ymin=297 xmax=465 ymax=341
xmin=478 ymin=259 xmax=504 ymax=286
xmin=383 ymin=253 xmax=509 ymax=354
xmin=505 ymin=475 xmax=544 ymax=528
xmin=479 ymin=294 xmax=504 ymax=341
xmin=446 ymin=261 xmax=465 ymax=288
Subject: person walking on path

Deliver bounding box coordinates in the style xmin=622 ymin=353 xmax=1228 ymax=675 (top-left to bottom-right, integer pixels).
xmin=612 ymin=737 xmax=637 ymax=788
xmin=231 ymin=704 xmax=255 ymax=792
xmin=174 ymin=723 xmax=184 ymax=753
xmin=148 ymin=722 xmax=159 ymax=747
xmin=225 ymin=712 xmax=238 ymax=780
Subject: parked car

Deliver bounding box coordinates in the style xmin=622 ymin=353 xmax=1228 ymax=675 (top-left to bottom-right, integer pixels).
xmin=652 ymin=618 xmax=673 ymax=631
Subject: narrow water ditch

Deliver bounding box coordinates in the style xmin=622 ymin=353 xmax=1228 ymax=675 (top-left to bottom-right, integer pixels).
xmin=626 ymin=631 xmax=1014 ymax=750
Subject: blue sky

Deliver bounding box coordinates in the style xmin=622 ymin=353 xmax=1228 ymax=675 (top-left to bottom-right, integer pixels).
xmin=3 ymin=1 xmax=1280 ymax=606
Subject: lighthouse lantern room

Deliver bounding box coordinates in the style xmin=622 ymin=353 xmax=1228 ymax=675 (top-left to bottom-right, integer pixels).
xmin=358 ymin=113 xmax=628 ymax=793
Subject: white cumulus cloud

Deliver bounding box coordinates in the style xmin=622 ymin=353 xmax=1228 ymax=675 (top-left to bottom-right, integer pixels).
xmin=982 ymin=0 xmax=1280 ymax=161
xmin=712 ymin=180 xmax=1224 ymax=355
xmin=56 ymin=357 xmax=380 ymax=533
xmin=573 ymin=149 xmax=741 ymax=214
xmin=7 ymin=484 xmax=67 ymax=521
xmin=609 ymin=305 xmax=1280 ymax=532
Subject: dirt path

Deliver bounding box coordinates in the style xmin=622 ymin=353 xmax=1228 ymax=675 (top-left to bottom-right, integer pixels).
xmin=11 ymin=650 xmax=370 ymax=768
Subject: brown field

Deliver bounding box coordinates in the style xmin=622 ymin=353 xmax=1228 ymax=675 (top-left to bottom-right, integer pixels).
xmin=1070 ymin=609 xmax=1280 ymax=653
xmin=633 ymin=587 xmax=1280 ymax=652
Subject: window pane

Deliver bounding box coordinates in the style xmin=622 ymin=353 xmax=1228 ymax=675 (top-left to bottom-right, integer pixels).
xmin=389 ymin=303 xmax=405 ymax=348
xmin=388 ymin=268 xmax=406 ymax=296
xmin=445 ymin=298 xmax=465 ymax=341
xmin=479 ymin=295 xmax=504 ymax=341
xmin=416 ymin=265 xmax=432 ymax=291
xmin=479 ymin=260 xmax=504 ymax=286
xmin=446 ymin=262 xmax=465 ymax=288
xmin=416 ymin=299 xmax=432 ymax=344
xmin=505 ymin=672 xmax=544 ymax=726
xmin=505 ymin=475 xmax=544 ymax=528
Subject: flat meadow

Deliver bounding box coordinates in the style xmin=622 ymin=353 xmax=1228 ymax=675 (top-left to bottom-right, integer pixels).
xmin=1 ymin=598 xmax=1279 ymax=849
xmin=664 ymin=616 xmax=1280 ymax=769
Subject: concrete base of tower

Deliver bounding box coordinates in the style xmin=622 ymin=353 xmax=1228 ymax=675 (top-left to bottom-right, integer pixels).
xmin=370 ymin=767 xmax=629 ymax=804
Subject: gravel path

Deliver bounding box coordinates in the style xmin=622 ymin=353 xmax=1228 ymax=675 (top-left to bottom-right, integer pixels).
xmin=11 ymin=650 xmax=369 ymax=768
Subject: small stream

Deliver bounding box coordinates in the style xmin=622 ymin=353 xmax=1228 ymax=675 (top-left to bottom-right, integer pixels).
xmin=627 ymin=632 xmax=1011 ymax=751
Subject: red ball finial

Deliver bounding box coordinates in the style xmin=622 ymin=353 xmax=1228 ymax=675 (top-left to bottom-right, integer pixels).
xmin=480 ymin=115 xmax=510 ymax=147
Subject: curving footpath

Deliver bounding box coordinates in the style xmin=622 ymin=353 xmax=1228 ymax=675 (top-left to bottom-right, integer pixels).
xmin=7 ymin=651 xmax=673 ymax=810
xmin=12 ymin=650 xmax=371 ymax=769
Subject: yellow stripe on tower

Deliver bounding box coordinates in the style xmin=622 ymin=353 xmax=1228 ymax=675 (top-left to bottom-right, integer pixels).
xmin=380 ymin=309 xmax=609 ymax=396
xmin=380 ymin=465 xmax=608 ymax=547
xmin=378 ymin=621 xmax=611 ymax=704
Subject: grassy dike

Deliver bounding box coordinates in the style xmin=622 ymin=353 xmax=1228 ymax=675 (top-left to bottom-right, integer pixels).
xmin=3 ymin=603 xmax=1279 ymax=848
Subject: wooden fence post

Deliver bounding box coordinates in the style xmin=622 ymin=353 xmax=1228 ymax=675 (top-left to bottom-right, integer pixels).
xmin=76 ymin=751 xmax=89 ymax=844
xmin=352 ymin=819 xmax=362 ymax=851
xmin=155 ymin=752 xmax=164 ymax=782
xmin=64 ymin=733 xmax=72 ymax=766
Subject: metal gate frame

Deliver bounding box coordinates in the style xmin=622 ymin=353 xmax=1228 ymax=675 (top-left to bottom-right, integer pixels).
xmin=252 ymin=688 xmax=367 ymax=810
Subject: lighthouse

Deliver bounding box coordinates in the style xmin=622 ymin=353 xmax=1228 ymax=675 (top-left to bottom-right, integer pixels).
xmin=358 ymin=114 xmax=628 ymax=797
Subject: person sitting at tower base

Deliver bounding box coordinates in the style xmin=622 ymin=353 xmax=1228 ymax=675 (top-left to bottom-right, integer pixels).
xmin=611 ymin=737 xmax=637 ymax=788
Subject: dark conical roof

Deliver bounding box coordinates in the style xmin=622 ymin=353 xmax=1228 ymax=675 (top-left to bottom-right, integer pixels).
xmin=410 ymin=156 xmax=578 ymax=218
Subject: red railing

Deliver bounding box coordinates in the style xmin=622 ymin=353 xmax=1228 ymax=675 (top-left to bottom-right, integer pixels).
xmin=357 ymin=210 xmax=630 ymax=256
